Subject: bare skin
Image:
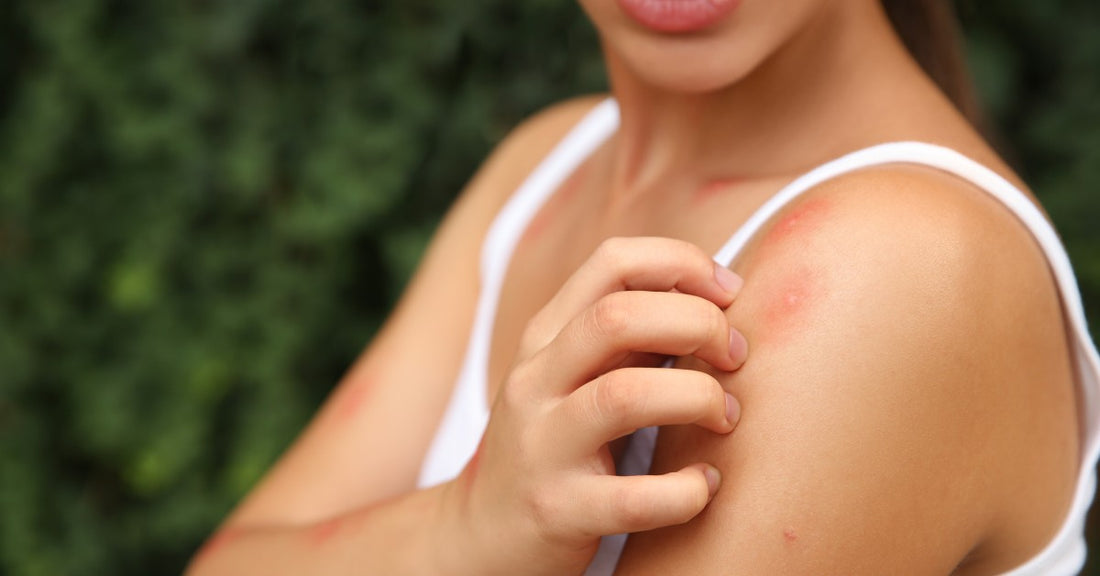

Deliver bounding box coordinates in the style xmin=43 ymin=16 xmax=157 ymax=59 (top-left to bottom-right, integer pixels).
xmin=188 ymin=0 xmax=1080 ymax=573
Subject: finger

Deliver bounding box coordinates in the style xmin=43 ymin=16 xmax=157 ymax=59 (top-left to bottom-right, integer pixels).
xmin=526 ymin=291 xmax=747 ymax=395
xmin=557 ymin=368 xmax=738 ymax=452
xmin=519 ymin=237 xmax=742 ymax=360
xmin=574 ymin=464 xmax=721 ymax=536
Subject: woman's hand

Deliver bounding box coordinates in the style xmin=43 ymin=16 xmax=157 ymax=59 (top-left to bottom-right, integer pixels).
xmin=435 ymin=237 xmax=748 ymax=576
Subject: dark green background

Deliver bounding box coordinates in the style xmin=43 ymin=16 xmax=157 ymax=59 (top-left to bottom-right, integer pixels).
xmin=1 ymin=1 xmax=1097 ymax=574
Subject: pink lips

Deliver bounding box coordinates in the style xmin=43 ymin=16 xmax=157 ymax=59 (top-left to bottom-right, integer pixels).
xmin=616 ymin=0 xmax=740 ymax=33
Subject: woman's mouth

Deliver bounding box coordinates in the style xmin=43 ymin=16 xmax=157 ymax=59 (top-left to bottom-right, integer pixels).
xmin=615 ymin=0 xmax=741 ymax=33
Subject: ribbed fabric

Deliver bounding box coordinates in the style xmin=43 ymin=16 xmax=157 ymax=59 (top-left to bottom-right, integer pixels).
xmin=417 ymin=99 xmax=1100 ymax=575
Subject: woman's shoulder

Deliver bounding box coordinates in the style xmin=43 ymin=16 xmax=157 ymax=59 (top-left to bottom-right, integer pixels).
xmin=617 ymin=158 xmax=1081 ymax=574
xmin=749 ymin=156 xmax=1059 ymax=312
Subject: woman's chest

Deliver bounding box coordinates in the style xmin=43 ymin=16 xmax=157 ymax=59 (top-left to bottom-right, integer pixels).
xmin=483 ymin=171 xmax=788 ymax=403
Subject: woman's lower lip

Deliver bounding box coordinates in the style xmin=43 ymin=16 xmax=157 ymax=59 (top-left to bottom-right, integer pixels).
xmin=615 ymin=0 xmax=740 ymax=33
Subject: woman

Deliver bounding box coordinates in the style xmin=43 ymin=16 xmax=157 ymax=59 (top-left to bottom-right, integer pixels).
xmin=187 ymin=0 xmax=1100 ymax=574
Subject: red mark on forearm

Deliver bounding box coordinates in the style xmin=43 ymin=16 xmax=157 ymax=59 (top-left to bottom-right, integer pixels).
xmin=760 ymin=196 xmax=831 ymax=248
xmin=335 ymin=383 xmax=368 ymax=421
xmin=333 ymin=364 xmax=380 ymax=422
xmin=307 ymin=517 xmax=344 ymax=546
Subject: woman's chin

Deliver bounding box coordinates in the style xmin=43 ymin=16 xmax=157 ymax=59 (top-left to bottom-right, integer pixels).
xmin=611 ymin=46 xmax=756 ymax=94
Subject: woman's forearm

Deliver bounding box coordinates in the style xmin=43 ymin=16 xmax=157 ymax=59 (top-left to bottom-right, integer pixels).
xmin=185 ymin=483 xmax=459 ymax=576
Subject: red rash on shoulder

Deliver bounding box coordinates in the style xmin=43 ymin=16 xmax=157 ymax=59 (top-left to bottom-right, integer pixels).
xmin=758 ymin=265 xmax=826 ymax=341
xmin=524 ymin=162 xmax=588 ymax=242
xmin=692 ymin=177 xmax=741 ymax=204
xmin=783 ymin=527 xmax=798 ymax=544
xmin=760 ymin=196 xmax=832 ymax=249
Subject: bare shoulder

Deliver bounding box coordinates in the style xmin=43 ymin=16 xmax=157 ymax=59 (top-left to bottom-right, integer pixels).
xmin=616 ymin=167 xmax=1079 ymax=575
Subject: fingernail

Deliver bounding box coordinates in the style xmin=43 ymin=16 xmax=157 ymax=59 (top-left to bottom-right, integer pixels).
xmin=725 ymin=393 xmax=740 ymax=429
xmin=714 ymin=264 xmax=743 ymax=296
xmin=704 ymin=465 xmax=721 ymax=497
xmin=729 ymin=328 xmax=748 ymax=368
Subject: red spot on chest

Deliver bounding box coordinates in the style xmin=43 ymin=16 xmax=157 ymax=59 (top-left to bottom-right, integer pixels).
xmin=693 ymin=177 xmax=742 ymax=204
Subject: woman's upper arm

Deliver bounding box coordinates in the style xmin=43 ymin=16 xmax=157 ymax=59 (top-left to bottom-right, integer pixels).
xmin=223 ymin=95 xmax=607 ymax=530
xmin=616 ymin=167 xmax=1079 ymax=574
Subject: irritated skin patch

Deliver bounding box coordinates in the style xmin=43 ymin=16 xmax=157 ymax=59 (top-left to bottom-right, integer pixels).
xmin=759 ymin=196 xmax=832 ymax=249
xmin=783 ymin=527 xmax=798 ymax=544
xmin=761 ymin=265 xmax=824 ymax=331
xmin=335 ymin=382 xmax=369 ymax=421
xmin=750 ymin=197 xmax=834 ymax=341
xmin=307 ymin=517 xmax=344 ymax=546
xmin=333 ymin=363 xmax=381 ymax=422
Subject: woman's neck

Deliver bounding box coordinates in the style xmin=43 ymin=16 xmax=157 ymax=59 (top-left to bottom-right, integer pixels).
xmin=601 ymin=0 xmax=928 ymax=204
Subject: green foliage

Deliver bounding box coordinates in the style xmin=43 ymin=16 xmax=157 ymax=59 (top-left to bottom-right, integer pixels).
xmin=0 ymin=1 xmax=604 ymax=573
xmin=0 ymin=0 xmax=1097 ymax=574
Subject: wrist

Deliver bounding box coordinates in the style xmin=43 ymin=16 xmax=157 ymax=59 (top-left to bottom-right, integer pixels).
xmin=426 ymin=480 xmax=489 ymax=576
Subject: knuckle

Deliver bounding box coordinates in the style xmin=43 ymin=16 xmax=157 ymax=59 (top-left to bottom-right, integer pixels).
xmin=591 ymin=372 xmax=643 ymax=423
xmin=593 ymin=237 xmax=636 ymax=276
xmin=501 ymin=359 xmax=537 ymax=405
xmin=518 ymin=314 xmax=550 ymax=358
xmin=594 ymin=236 xmax=629 ymax=262
xmin=662 ymin=237 xmax=709 ymax=270
xmin=672 ymin=237 xmax=708 ymax=261
xmin=589 ymin=293 xmax=633 ymax=339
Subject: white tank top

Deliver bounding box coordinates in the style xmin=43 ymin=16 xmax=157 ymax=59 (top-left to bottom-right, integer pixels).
xmin=417 ymin=99 xmax=1100 ymax=575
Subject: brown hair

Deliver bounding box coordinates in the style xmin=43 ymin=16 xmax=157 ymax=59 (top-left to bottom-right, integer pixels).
xmin=881 ymin=0 xmax=984 ymax=129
